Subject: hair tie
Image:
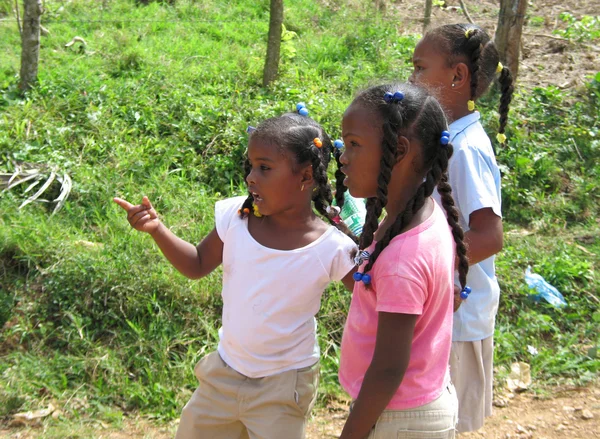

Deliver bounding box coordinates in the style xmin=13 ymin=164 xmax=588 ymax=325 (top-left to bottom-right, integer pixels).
xmin=296 ymin=102 xmax=309 ymax=117
xmin=460 ymin=286 xmax=472 ymax=300
xmin=353 ymin=272 xmax=372 ymax=285
xmin=333 ymin=139 xmax=344 ymax=149
xmin=313 ymin=138 xmax=323 ymax=148
xmin=467 ymin=100 xmax=475 ymax=111
xmin=496 ymin=133 xmax=507 ymax=144
xmin=354 ymin=250 xmax=371 ymax=266
xmin=326 ymin=205 xmax=341 ymax=216
xmin=440 ymin=130 xmax=450 ymax=146
xmin=465 ymin=28 xmax=475 ymax=39
xmin=496 ymin=62 xmax=503 ymax=74
xmin=383 ymin=91 xmax=404 ymax=103
xmin=246 ymin=126 xmax=256 ymax=134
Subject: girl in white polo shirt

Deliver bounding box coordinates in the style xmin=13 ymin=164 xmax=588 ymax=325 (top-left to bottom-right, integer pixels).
xmin=114 ymin=108 xmax=357 ymax=439
xmin=411 ymin=23 xmax=515 ymax=433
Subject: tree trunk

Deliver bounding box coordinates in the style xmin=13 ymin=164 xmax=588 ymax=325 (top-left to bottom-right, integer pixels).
xmin=19 ymin=0 xmax=43 ymax=91
xmin=494 ymin=0 xmax=527 ymax=80
xmin=262 ymin=0 xmax=283 ymax=87
xmin=423 ymin=0 xmax=432 ymax=33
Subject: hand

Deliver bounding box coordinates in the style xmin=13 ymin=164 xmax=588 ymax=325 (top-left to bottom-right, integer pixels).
xmin=114 ymin=196 xmax=161 ymax=234
xmin=453 ymin=285 xmax=462 ymax=312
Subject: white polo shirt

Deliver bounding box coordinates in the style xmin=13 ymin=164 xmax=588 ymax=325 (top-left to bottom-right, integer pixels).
xmin=433 ymin=112 xmax=502 ymax=342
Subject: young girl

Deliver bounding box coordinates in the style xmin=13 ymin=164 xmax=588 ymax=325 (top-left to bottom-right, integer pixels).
xmin=114 ymin=110 xmax=358 ymax=439
xmin=336 ymin=83 xmax=469 ymax=439
xmin=410 ymin=23 xmax=514 ymax=433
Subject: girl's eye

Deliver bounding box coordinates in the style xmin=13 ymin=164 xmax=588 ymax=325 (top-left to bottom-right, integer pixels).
xmin=350 ymin=141 xmax=360 ymax=148
xmin=260 ymin=165 xmax=270 ymax=171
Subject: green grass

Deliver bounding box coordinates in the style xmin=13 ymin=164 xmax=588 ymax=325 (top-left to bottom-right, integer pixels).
xmin=1 ymin=0 xmax=599 ymax=426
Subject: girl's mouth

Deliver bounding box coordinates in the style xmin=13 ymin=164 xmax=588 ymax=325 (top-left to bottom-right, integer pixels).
xmin=252 ymin=192 xmax=263 ymax=203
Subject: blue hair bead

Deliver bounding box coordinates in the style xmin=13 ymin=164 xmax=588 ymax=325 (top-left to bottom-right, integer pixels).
xmin=460 ymin=286 xmax=472 ymax=300
xmin=334 ymin=139 xmax=344 ymax=149
xmin=393 ymin=91 xmax=404 ymax=101
xmin=440 ymin=136 xmax=450 ymax=145
xmin=442 ymin=130 xmax=450 ymax=138
xmin=298 ymin=107 xmax=309 ymax=117
xmin=383 ymin=92 xmax=394 ymax=103
xmin=246 ymin=126 xmax=256 ymax=134
xmin=361 ymin=274 xmax=372 ymax=285
xmin=296 ymin=102 xmax=306 ymax=111
xmin=353 ymin=272 xmax=363 ymax=282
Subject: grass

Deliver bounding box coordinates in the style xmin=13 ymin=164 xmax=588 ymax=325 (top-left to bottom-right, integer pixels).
xmin=0 ymin=0 xmax=599 ymax=429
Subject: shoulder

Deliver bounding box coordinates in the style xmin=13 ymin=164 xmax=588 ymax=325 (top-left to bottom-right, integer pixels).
xmin=216 ymin=196 xmax=247 ymax=212
xmin=451 ymin=121 xmax=494 ymax=161
xmin=215 ymin=196 xmax=247 ymax=240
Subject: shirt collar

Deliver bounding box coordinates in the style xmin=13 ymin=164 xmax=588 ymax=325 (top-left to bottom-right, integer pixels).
xmin=448 ymin=112 xmax=480 ymax=141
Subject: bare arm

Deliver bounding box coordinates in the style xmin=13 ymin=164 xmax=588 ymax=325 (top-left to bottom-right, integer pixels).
xmin=464 ymin=207 xmax=503 ymax=265
xmin=341 ymin=267 xmax=358 ymax=292
xmin=339 ymin=312 xmax=417 ymax=439
xmin=114 ymin=196 xmax=223 ymax=279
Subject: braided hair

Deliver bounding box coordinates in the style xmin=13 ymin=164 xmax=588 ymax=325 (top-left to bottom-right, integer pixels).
xmin=354 ymin=83 xmax=469 ymax=291
xmin=241 ymin=113 xmax=358 ymax=242
xmin=424 ymin=24 xmax=514 ymax=149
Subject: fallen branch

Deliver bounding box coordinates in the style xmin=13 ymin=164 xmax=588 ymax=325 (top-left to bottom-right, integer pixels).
xmin=523 ymin=32 xmax=568 ymax=41
xmin=458 ymin=0 xmax=474 ymax=24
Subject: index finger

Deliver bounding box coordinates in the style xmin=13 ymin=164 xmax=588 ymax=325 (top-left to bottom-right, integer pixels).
xmin=113 ymin=197 xmax=134 ymax=211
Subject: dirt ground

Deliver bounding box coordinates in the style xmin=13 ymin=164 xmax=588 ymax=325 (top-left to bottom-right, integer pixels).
xmin=390 ymin=0 xmax=600 ymax=90
xmin=1 ymin=384 xmax=598 ymax=438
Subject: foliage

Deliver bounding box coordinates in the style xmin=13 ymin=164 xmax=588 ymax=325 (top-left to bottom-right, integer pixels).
xmin=0 ymin=0 xmax=598 ymax=426
xmin=554 ymin=13 xmax=600 ymax=42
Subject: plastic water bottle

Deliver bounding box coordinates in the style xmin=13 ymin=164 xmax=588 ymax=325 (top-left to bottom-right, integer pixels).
xmin=525 ymin=266 xmax=567 ymax=308
xmin=338 ymin=191 xmax=366 ymax=236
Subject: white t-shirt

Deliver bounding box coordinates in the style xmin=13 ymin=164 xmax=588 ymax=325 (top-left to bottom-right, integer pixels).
xmin=433 ymin=112 xmax=502 ymax=342
xmin=214 ymin=196 xmax=357 ymax=378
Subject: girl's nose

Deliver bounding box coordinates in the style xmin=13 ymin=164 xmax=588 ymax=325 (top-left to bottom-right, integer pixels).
xmin=339 ymin=149 xmax=349 ymax=165
xmin=246 ymin=169 xmax=256 ymax=185
xmin=408 ymin=71 xmax=416 ymax=84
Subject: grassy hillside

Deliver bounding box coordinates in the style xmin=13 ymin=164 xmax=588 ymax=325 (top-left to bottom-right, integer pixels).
xmin=1 ymin=0 xmax=598 ymax=422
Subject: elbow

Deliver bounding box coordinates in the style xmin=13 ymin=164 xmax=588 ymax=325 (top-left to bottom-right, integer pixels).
xmin=494 ymin=232 xmax=503 ymax=254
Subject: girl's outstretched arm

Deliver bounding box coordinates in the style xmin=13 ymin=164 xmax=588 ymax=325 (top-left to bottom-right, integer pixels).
xmin=114 ymin=196 xmax=223 ymax=279
xmin=339 ymin=312 xmax=417 ymax=439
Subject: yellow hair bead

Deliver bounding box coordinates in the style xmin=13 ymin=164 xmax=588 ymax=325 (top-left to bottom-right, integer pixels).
xmin=465 ymin=29 xmax=474 ymax=39
xmin=253 ymin=204 xmax=262 ymax=217
xmin=496 ymin=62 xmax=503 ymax=74
xmin=496 ymin=133 xmax=507 ymax=144
xmin=467 ymin=100 xmax=475 ymax=111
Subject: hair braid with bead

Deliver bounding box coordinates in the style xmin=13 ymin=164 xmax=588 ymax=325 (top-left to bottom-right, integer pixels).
xmin=353 ymin=84 xmax=468 ymax=291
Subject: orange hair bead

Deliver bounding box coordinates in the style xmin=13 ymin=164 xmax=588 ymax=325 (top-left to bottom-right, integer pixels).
xmin=243 ymin=207 xmax=250 ymax=214
xmin=314 ymin=138 xmax=323 ymax=148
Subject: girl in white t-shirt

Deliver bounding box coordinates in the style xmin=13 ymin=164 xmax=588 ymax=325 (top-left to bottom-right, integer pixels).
xmin=114 ymin=108 xmax=357 ymax=439
xmin=335 ymin=83 xmax=469 ymax=439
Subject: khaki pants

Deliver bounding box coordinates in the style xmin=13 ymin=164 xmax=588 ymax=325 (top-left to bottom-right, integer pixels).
xmin=175 ymin=351 xmax=319 ymax=439
xmin=356 ymin=384 xmax=458 ymax=439
xmin=450 ymin=336 xmax=494 ymax=433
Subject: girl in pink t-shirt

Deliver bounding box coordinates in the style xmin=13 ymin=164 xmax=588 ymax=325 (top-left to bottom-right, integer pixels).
xmin=336 ymin=83 xmax=469 ymax=439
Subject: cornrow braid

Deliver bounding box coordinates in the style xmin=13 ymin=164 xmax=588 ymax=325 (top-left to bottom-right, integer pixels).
xmin=497 ymin=64 xmax=514 ymax=143
xmin=333 ymin=147 xmax=347 ymax=209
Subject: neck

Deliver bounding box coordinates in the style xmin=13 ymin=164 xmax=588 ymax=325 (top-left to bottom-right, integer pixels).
xmin=376 ymin=178 xmax=425 ymax=239
xmin=446 ymin=105 xmax=473 ymax=124
xmin=262 ymin=203 xmax=317 ymax=230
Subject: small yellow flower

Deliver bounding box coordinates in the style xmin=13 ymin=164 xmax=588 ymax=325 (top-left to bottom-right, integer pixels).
xmin=496 ymin=133 xmax=507 ymax=144
xmin=467 ymin=100 xmax=475 ymax=111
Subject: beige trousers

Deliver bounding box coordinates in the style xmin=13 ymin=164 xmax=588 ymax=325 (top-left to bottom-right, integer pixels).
xmin=450 ymin=336 xmax=494 ymax=433
xmin=175 ymin=351 xmax=319 ymax=439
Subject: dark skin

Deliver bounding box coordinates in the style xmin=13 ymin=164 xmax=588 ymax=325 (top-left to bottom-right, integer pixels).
xmin=338 ymin=103 xmax=434 ymax=439
xmin=411 ymin=37 xmax=503 ymax=310
xmin=114 ymin=138 xmax=356 ymax=290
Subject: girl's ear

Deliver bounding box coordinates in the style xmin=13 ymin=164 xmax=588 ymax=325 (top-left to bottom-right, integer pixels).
xmin=300 ymin=163 xmax=314 ymax=187
xmin=395 ymin=136 xmax=411 ymax=164
xmin=452 ymin=62 xmax=470 ymax=90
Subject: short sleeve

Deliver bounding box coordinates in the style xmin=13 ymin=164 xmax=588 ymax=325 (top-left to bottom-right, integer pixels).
xmin=215 ymin=196 xmax=246 ymax=241
xmin=328 ymin=233 xmax=358 ymax=281
xmin=448 ymin=143 xmax=502 ymax=221
xmin=375 ymin=275 xmax=427 ymax=315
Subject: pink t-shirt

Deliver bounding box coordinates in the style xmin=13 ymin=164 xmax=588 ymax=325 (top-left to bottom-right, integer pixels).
xmin=339 ymin=201 xmax=455 ymax=410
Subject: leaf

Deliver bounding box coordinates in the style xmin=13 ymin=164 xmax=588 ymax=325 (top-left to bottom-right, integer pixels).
xmin=19 ymin=171 xmax=56 ymax=209
xmin=52 ymin=173 xmax=72 ymax=214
